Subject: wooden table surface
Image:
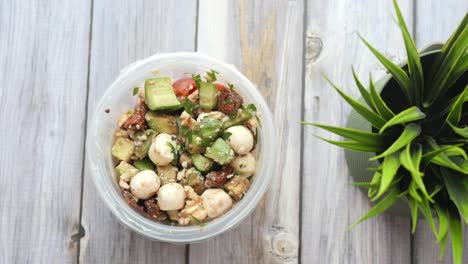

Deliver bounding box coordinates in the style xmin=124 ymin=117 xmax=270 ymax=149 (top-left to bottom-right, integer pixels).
xmin=1 ymin=0 xmax=467 ymax=263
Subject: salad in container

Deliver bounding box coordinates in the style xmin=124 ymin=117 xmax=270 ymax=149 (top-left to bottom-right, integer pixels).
xmin=87 ymin=53 xmax=275 ymax=243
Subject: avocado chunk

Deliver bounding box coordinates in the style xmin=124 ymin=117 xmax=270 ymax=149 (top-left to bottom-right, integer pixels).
xmin=145 ymin=77 xmax=181 ymax=111
xmin=145 ymin=112 xmax=179 ymax=134
xmin=115 ymin=161 xmax=139 ymax=180
xmin=199 ymin=82 xmax=219 ymax=110
xmin=205 ymin=138 xmax=235 ymax=165
xmin=133 ymin=157 xmax=155 ymax=171
xmin=223 ymin=108 xmax=253 ymax=129
xmin=191 ymin=154 xmax=214 ymax=173
xmin=196 ymin=117 xmax=223 ymax=141
xmin=157 ymin=165 xmax=178 ymax=185
xmin=181 ymin=168 xmax=205 ymax=195
xmin=186 ymin=132 xmax=205 ymax=154
xmin=112 ymin=137 xmax=135 ymax=161
xmin=133 ymin=129 xmax=157 ymax=159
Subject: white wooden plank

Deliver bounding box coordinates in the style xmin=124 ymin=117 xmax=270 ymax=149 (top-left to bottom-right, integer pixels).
xmin=301 ymin=0 xmax=414 ymax=263
xmin=413 ymin=1 xmax=468 ymax=263
xmin=0 ymin=0 xmax=91 ymax=263
xmin=80 ymin=1 xmax=196 ymax=263
xmin=190 ymin=0 xmax=304 ymax=263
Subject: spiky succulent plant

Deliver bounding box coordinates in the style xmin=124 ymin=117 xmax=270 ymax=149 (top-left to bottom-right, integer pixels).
xmin=304 ymin=1 xmax=467 ymax=263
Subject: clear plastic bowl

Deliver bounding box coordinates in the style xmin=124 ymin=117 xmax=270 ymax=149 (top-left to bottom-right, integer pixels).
xmin=86 ymin=52 xmax=276 ymax=243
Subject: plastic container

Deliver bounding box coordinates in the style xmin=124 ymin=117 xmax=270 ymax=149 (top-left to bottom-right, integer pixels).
xmin=86 ymin=52 xmax=276 ymax=243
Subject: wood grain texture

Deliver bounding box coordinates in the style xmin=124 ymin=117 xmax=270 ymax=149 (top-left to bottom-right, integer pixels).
xmin=79 ymin=1 xmax=196 ymax=263
xmin=0 ymin=0 xmax=91 ymax=263
xmin=413 ymin=1 xmax=468 ymax=263
xmin=301 ymin=1 xmax=414 ymax=263
xmin=189 ymin=0 xmax=304 ymax=263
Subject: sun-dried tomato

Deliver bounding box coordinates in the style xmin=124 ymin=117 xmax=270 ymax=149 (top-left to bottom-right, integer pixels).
xmin=217 ymin=89 xmax=243 ymax=115
xmin=144 ymin=198 xmax=167 ymax=221
xmin=204 ymin=166 xmax=234 ymax=188
xmin=121 ymin=189 xmax=144 ymax=212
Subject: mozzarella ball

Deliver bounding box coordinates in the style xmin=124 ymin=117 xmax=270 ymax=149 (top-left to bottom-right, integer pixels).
xmin=202 ymin=189 xmax=233 ymax=218
xmin=225 ymin=126 xmax=254 ymax=155
xmin=130 ymin=170 xmax=161 ymax=200
xmin=148 ymin=133 xmax=176 ymax=166
xmin=230 ymin=153 xmax=256 ymax=177
xmin=157 ymin=183 xmax=186 ymax=211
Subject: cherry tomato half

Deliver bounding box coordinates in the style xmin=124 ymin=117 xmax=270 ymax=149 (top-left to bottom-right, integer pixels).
xmin=214 ymin=82 xmax=228 ymax=91
xmin=173 ymin=77 xmax=197 ymax=96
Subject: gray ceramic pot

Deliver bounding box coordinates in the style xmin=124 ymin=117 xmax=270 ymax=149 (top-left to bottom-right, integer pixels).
xmin=345 ymin=43 xmax=444 ymax=216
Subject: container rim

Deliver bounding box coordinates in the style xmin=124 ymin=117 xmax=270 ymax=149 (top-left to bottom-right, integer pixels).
xmin=86 ymin=52 xmax=276 ymax=243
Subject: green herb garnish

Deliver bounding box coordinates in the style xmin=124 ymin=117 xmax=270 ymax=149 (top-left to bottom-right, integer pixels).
xmin=133 ymin=87 xmax=139 ymax=96
xmin=192 ymin=74 xmax=202 ymax=88
xmin=222 ymin=131 xmax=232 ymax=140
xmin=244 ymin=103 xmax=257 ymax=112
xmin=206 ymin=69 xmax=219 ymax=82
xmin=182 ymin=99 xmax=198 ymax=118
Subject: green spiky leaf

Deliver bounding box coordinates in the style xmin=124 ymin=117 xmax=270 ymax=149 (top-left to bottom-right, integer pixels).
xmin=441 ymin=168 xmax=468 ymax=224
xmin=352 ymin=67 xmax=376 ymax=111
xmin=359 ymin=35 xmax=412 ymax=104
xmin=373 ymin=153 xmax=400 ymax=200
xmin=324 ymin=76 xmax=386 ymax=129
xmin=369 ymin=75 xmax=395 ymax=120
xmin=371 ymin=124 xmax=421 ymax=160
xmin=393 ymin=0 xmax=424 ymax=103
xmin=349 ymin=189 xmax=399 ymax=230
xmin=313 ymin=135 xmax=383 ymax=153
xmin=425 ymin=22 xmax=468 ymax=105
xmin=449 ymin=213 xmax=464 ymax=264
xmin=304 ymin=123 xmax=386 ymax=146
xmin=379 ymin=106 xmax=426 ymax=133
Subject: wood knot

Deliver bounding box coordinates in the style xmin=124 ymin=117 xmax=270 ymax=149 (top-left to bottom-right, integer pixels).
xmin=306 ymin=33 xmax=323 ymax=64
xmin=271 ymin=231 xmax=298 ymax=261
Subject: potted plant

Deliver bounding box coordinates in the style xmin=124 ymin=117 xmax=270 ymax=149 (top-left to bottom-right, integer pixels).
xmin=303 ymin=1 xmax=467 ymax=263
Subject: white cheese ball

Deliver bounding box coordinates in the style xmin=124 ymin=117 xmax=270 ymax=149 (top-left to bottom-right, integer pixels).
xmin=230 ymin=153 xmax=256 ymax=177
xmin=148 ymin=133 xmax=176 ymax=166
xmin=157 ymin=183 xmax=186 ymax=211
xmin=225 ymin=125 xmax=254 ymax=155
xmin=202 ymin=189 xmax=233 ymax=218
xmin=130 ymin=170 xmax=161 ymax=200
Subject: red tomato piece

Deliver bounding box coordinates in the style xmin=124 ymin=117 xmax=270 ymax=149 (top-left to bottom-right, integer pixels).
xmin=214 ymin=82 xmax=228 ymax=91
xmin=173 ymin=77 xmax=197 ymax=96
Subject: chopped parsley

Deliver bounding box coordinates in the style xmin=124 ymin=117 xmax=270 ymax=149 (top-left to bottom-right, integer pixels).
xmin=222 ymin=131 xmax=232 ymax=140
xmin=192 ymin=74 xmax=202 ymax=88
xmin=244 ymin=103 xmax=257 ymax=112
xmin=133 ymin=87 xmax=139 ymax=96
xmin=206 ymin=69 xmax=219 ymax=82
xmin=228 ymin=83 xmax=235 ymax=91
xmin=182 ymin=99 xmax=198 ymax=118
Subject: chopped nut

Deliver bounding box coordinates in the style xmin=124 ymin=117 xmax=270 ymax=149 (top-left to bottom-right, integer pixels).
xmin=120 ymin=173 xmax=131 ymax=182
xmin=179 ymin=153 xmax=193 ymax=168
xmin=119 ymin=180 xmax=130 ymax=189
xmin=105 ymin=108 xmax=110 ymax=113
xmin=178 ymin=217 xmax=190 ymax=226
xmin=187 ymin=89 xmax=199 ymax=104
xmin=180 ymin=111 xmax=197 ymax=129
xmin=177 ymin=169 xmax=186 ymax=181
xmin=144 ymin=198 xmax=167 ymax=221
xmin=224 ymin=175 xmax=251 ymax=201
xmin=118 ymin=113 xmax=131 ymax=127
